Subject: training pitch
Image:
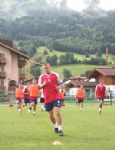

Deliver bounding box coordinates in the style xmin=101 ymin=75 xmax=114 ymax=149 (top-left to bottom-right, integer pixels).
xmin=0 ymin=103 xmax=115 ymax=150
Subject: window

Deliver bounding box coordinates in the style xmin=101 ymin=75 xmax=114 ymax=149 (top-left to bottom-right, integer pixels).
xmin=0 ymin=53 xmax=4 ymax=57
xmin=0 ymin=65 xmax=4 ymax=71
xmin=0 ymin=80 xmax=4 ymax=86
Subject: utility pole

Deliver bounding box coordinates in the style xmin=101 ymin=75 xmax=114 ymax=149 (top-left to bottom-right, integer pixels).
xmin=105 ymin=48 xmax=109 ymax=65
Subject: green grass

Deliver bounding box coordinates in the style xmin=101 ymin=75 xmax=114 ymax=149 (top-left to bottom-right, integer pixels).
xmin=36 ymin=47 xmax=114 ymax=78
xmin=0 ymin=104 xmax=115 ymax=150
xmin=52 ymin=64 xmax=109 ymax=77
xmin=36 ymin=47 xmax=115 ymax=63
xmin=36 ymin=47 xmax=85 ymax=61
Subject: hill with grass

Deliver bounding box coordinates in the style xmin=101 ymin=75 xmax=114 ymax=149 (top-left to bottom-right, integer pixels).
xmin=1 ymin=0 xmax=115 ymax=58
xmin=29 ymin=46 xmax=114 ymax=79
xmin=1 ymin=0 xmax=115 ymax=79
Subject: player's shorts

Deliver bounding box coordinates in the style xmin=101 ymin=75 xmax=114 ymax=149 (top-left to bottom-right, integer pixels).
xmin=24 ymin=98 xmax=30 ymax=104
xmin=77 ymin=99 xmax=83 ymax=103
xmin=40 ymin=98 xmax=44 ymax=103
xmin=30 ymin=99 xmax=38 ymax=105
xmin=16 ymin=97 xmax=22 ymax=102
xmin=45 ymin=99 xmax=61 ymax=112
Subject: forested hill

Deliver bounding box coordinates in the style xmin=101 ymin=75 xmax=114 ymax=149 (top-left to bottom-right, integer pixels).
xmin=1 ymin=1 xmax=115 ymax=56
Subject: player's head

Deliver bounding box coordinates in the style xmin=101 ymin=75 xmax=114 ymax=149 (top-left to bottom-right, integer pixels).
xmin=27 ymin=81 xmax=30 ymax=87
xmin=32 ymin=78 xmax=36 ymax=84
xmin=99 ymin=79 xmax=104 ymax=85
xmin=80 ymin=85 xmax=83 ymax=89
xmin=18 ymin=83 xmax=22 ymax=89
xmin=43 ymin=63 xmax=51 ymax=74
xmin=59 ymin=89 xmax=63 ymax=92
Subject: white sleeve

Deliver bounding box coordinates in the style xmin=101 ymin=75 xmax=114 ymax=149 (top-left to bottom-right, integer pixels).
xmin=95 ymin=85 xmax=97 ymax=91
xmin=23 ymin=86 xmax=27 ymax=93
xmin=38 ymin=75 xmax=42 ymax=86
xmin=56 ymin=73 xmax=63 ymax=84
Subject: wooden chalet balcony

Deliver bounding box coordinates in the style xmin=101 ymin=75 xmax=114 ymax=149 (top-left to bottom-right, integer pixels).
xmin=0 ymin=71 xmax=6 ymax=79
xmin=0 ymin=85 xmax=5 ymax=91
xmin=19 ymin=73 xmax=26 ymax=80
xmin=0 ymin=57 xmax=7 ymax=65
xmin=18 ymin=58 xmax=26 ymax=68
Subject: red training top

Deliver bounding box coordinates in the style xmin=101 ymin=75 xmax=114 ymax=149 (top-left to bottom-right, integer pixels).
xmin=23 ymin=86 xmax=30 ymax=99
xmin=38 ymin=72 xmax=62 ymax=103
xmin=95 ymin=84 xmax=106 ymax=99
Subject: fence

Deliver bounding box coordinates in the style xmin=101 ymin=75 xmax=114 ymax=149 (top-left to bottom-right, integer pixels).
xmin=0 ymin=90 xmax=16 ymax=105
xmin=0 ymin=89 xmax=115 ymax=106
xmin=64 ymin=90 xmax=115 ymax=105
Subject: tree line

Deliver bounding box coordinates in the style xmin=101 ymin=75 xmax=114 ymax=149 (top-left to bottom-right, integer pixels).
xmin=1 ymin=8 xmax=115 ymax=56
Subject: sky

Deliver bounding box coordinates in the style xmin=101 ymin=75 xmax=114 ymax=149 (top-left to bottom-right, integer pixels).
xmin=67 ymin=0 xmax=115 ymax=11
xmin=2 ymin=0 xmax=115 ymax=12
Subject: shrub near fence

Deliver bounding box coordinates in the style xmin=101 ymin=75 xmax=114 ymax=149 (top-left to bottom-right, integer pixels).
xmin=0 ymin=91 xmax=7 ymax=103
xmin=0 ymin=90 xmax=15 ymax=105
xmin=64 ymin=90 xmax=97 ymax=104
xmin=64 ymin=95 xmax=76 ymax=103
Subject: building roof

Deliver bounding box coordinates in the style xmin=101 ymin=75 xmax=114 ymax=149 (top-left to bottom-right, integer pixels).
xmin=0 ymin=42 xmax=29 ymax=59
xmin=69 ymin=76 xmax=86 ymax=80
xmin=64 ymin=79 xmax=97 ymax=88
xmin=0 ymin=39 xmax=13 ymax=48
xmin=88 ymin=68 xmax=115 ymax=78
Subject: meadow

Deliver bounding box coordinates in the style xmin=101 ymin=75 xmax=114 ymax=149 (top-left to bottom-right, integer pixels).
xmin=52 ymin=64 xmax=104 ymax=77
xmin=35 ymin=47 xmax=114 ymax=77
xmin=0 ymin=103 xmax=115 ymax=150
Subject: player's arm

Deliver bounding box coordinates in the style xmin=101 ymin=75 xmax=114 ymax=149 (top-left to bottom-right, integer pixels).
xmin=38 ymin=75 xmax=46 ymax=89
xmin=75 ymin=90 xmax=78 ymax=99
xmin=55 ymin=73 xmax=64 ymax=90
xmin=23 ymin=86 xmax=28 ymax=95
xmin=40 ymin=80 xmax=46 ymax=88
xmin=84 ymin=89 xmax=86 ymax=97
xmin=95 ymin=85 xmax=98 ymax=98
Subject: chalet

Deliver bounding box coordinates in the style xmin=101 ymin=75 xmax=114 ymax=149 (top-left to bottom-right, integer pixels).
xmin=64 ymin=76 xmax=96 ymax=98
xmin=65 ymin=76 xmax=96 ymax=90
xmin=88 ymin=68 xmax=115 ymax=85
xmin=0 ymin=39 xmax=29 ymax=91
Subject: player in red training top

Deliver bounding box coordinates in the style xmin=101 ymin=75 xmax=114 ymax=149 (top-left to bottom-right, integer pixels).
xmin=38 ymin=63 xmax=64 ymax=136
xmin=95 ymin=80 xmax=106 ymax=115
xmin=23 ymin=82 xmax=31 ymax=113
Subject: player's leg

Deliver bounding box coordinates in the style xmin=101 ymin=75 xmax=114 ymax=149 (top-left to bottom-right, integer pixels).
xmin=98 ymin=99 xmax=103 ymax=114
xmin=40 ymin=98 xmax=45 ymax=111
xmin=78 ymin=100 xmax=80 ymax=109
xmin=53 ymin=100 xmax=64 ymax=136
xmin=62 ymin=99 xmax=65 ymax=106
xmin=80 ymin=100 xmax=83 ymax=111
xmin=16 ymin=99 xmax=20 ymax=109
xmin=45 ymin=102 xmax=58 ymax=133
xmin=48 ymin=109 xmax=56 ymax=124
xmin=33 ymin=100 xmax=37 ymax=115
xmin=30 ymin=99 xmax=35 ymax=114
xmin=81 ymin=102 xmax=83 ymax=109
xmin=61 ymin=99 xmax=65 ymax=106
xmin=23 ymin=99 xmax=27 ymax=107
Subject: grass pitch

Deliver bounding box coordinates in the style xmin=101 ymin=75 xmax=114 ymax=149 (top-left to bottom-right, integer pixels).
xmin=0 ymin=103 xmax=115 ymax=150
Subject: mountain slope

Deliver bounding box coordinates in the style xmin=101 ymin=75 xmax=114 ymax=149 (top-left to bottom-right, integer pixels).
xmin=0 ymin=1 xmax=115 ymax=56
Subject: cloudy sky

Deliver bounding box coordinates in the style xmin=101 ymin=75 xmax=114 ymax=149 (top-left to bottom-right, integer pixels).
xmin=67 ymin=0 xmax=115 ymax=11
xmin=2 ymin=0 xmax=115 ymax=12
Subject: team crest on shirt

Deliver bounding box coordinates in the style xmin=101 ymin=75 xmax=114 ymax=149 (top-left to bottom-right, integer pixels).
xmin=58 ymin=100 xmax=60 ymax=104
xmin=57 ymin=100 xmax=61 ymax=106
